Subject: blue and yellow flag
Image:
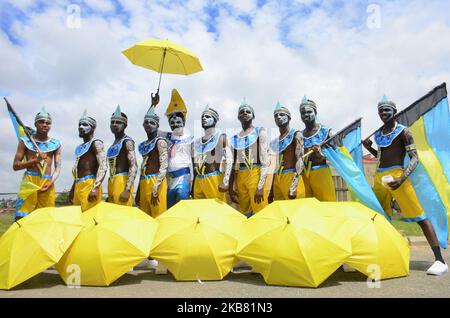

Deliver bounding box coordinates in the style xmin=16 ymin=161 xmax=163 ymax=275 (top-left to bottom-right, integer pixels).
xmin=394 ymin=83 xmax=449 ymax=248
xmin=321 ymin=119 xmax=388 ymax=218
xmin=5 ymin=98 xmax=30 ymax=142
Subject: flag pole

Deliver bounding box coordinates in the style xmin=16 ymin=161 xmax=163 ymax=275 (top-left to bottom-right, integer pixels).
xmin=302 ymin=117 xmax=362 ymax=159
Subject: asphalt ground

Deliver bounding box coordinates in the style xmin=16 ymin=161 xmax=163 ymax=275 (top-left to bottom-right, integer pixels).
xmin=0 ymin=245 xmax=449 ymax=298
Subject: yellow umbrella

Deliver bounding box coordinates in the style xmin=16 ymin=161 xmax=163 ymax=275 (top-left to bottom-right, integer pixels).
xmin=56 ymin=202 xmax=158 ymax=286
xmin=236 ymin=198 xmax=352 ymax=287
xmin=150 ymin=199 xmax=246 ymax=281
xmin=122 ymin=38 xmax=203 ymax=95
xmin=319 ymin=201 xmax=410 ymax=279
xmin=0 ymin=206 xmax=83 ymax=290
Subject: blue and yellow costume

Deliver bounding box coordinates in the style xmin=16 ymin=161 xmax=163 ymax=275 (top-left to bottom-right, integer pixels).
xmin=138 ymin=136 xmax=167 ymax=217
xmin=302 ymin=125 xmax=336 ymax=201
xmin=15 ymin=137 xmax=60 ymax=219
xmin=232 ymin=127 xmax=269 ymax=215
xmin=373 ymin=123 xmax=425 ymax=222
xmin=193 ymin=132 xmax=227 ymax=201
xmin=270 ymin=128 xmax=305 ymax=200
xmin=107 ymin=135 xmax=134 ymax=206
xmin=72 ymin=138 xmax=103 ymax=212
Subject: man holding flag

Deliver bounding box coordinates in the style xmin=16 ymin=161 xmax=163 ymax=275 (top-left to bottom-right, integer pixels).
xmin=299 ymin=96 xmax=336 ymax=201
xmin=363 ymin=95 xmax=447 ymax=276
xmin=11 ymin=106 xmax=62 ymax=220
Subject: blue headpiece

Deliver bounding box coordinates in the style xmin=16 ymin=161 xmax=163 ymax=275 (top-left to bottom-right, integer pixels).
xmin=35 ymin=106 xmax=52 ymax=124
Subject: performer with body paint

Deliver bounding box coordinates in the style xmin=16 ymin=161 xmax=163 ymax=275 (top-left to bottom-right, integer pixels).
xmin=135 ymin=106 xmax=168 ymax=217
xmin=269 ymin=102 xmax=305 ymax=201
xmin=192 ymin=105 xmax=232 ymax=201
xmin=107 ymin=105 xmax=138 ymax=206
xmin=69 ymin=110 xmax=107 ymax=211
xmin=13 ymin=107 xmax=61 ymax=220
xmin=160 ymin=89 xmax=194 ymax=208
xmin=229 ymin=99 xmax=269 ymax=217
xmin=363 ymin=95 xmax=447 ymax=276
xmin=300 ymin=96 xmax=336 ymax=201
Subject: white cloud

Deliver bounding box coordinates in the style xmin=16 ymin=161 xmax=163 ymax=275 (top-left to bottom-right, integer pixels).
xmin=0 ymin=0 xmax=449 ymax=194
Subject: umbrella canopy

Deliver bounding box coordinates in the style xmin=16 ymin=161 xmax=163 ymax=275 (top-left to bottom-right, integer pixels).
xmin=122 ymin=39 xmax=203 ymax=94
xmin=0 ymin=206 xmax=83 ymax=290
xmin=319 ymin=201 xmax=410 ymax=279
xmin=150 ymin=199 xmax=246 ymax=281
xmin=236 ymin=198 xmax=352 ymax=287
xmin=56 ymin=202 xmax=158 ymax=286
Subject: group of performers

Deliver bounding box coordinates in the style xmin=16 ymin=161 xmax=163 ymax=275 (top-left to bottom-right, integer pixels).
xmin=11 ymin=89 xmax=447 ymax=275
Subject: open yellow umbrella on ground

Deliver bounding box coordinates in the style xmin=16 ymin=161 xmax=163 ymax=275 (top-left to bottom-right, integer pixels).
xmin=319 ymin=201 xmax=410 ymax=279
xmin=150 ymin=199 xmax=246 ymax=281
xmin=122 ymin=38 xmax=203 ymax=96
xmin=56 ymin=202 xmax=158 ymax=286
xmin=0 ymin=206 xmax=83 ymax=290
xmin=236 ymin=198 xmax=352 ymax=287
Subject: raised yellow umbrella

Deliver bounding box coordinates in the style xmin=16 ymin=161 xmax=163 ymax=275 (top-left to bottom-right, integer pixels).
xmin=0 ymin=206 xmax=83 ymax=290
xmin=319 ymin=201 xmax=410 ymax=279
xmin=56 ymin=202 xmax=158 ymax=286
xmin=122 ymin=38 xmax=203 ymax=97
xmin=236 ymin=198 xmax=352 ymax=287
xmin=150 ymin=199 xmax=246 ymax=281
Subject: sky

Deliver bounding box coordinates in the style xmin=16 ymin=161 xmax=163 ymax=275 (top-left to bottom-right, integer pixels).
xmin=1 ymin=0 xmax=450 ymax=193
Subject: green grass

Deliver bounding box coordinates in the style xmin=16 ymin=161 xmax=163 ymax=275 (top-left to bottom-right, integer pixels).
xmin=0 ymin=211 xmax=14 ymax=236
xmin=391 ymin=218 xmax=423 ymax=236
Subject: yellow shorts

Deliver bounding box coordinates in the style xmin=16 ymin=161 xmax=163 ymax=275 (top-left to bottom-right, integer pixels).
xmin=73 ymin=175 xmax=102 ymax=212
xmin=193 ymin=170 xmax=226 ymax=201
xmin=108 ymin=173 xmax=134 ymax=206
xmin=16 ymin=171 xmax=55 ymax=218
xmin=373 ymin=166 xmax=425 ymax=222
xmin=302 ymin=165 xmax=336 ymax=201
xmin=273 ymin=169 xmax=306 ymax=201
xmin=236 ymin=166 xmax=268 ymax=214
xmin=139 ymin=174 xmax=167 ymax=218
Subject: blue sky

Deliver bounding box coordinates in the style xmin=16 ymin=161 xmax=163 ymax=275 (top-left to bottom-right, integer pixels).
xmin=1 ymin=0 xmax=450 ymax=192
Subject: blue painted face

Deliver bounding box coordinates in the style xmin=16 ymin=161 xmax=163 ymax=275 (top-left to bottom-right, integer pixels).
xmin=143 ymin=118 xmax=159 ymax=134
xmin=300 ymin=106 xmax=316 ymax=125
xmin=110 ymin=120 xmax=126 ymax=134
xmin=169 ymin=115 xmax=184 ymax=131
xmin=201 ymin=113 xmax=215 ymax=128
xmin=78 ymin=120 xmax=93 ymax=137
xmin=274 ymin=112 xmax=289 ymax=127
xmin=378 ymin=106 xmax=395 ymax=123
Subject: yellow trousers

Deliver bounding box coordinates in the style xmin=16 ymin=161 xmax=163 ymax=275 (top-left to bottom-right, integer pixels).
xmin=236 ymin=166 xmax=268 ymax=214
xmin=193 ymin=171 xmax=226 ymax=201
xmin=73 ymin=175 xmax=102 ymax=212
xmin=373 ymin=166 xmax=425 ymax=222
xmin=139 ymin=174 xmax=167 ymax=218
xmin=16 ymin=171 xmax=55 ymax=218
xmin=108 ymin=173 xmax=134 ymax=206
xmin=302 ymin=165 xmax=336 ymax=201
xmin=273 ymin=169 xmax=306 ymax=200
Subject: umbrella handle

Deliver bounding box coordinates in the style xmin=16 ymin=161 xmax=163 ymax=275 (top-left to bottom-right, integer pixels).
xmin=156 ymin=48 xmax=167 ymax=93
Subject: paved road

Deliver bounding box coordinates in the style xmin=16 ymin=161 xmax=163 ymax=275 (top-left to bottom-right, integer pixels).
xmin=1 ymin=245 xmax=448 ymax=298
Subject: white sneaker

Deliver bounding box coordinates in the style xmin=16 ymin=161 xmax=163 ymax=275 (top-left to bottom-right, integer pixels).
xmin=342 ymin=264 xmax=357 ymax=273
xmin=426 ymin=261 xmax=448 ymax=276
xmin=148 ymin=259 xmax=158 ymax=269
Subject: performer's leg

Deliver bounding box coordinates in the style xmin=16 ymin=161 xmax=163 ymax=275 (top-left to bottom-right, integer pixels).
xmin=373 ymin=172 xmax=393 ymax=217
xmin=309 ymin=167 xmax=336 ymax=201
xmin=236 ymin=169 xmax=251 ymax=214
xmin=249 ymin=167 xmax=268 ymax=214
